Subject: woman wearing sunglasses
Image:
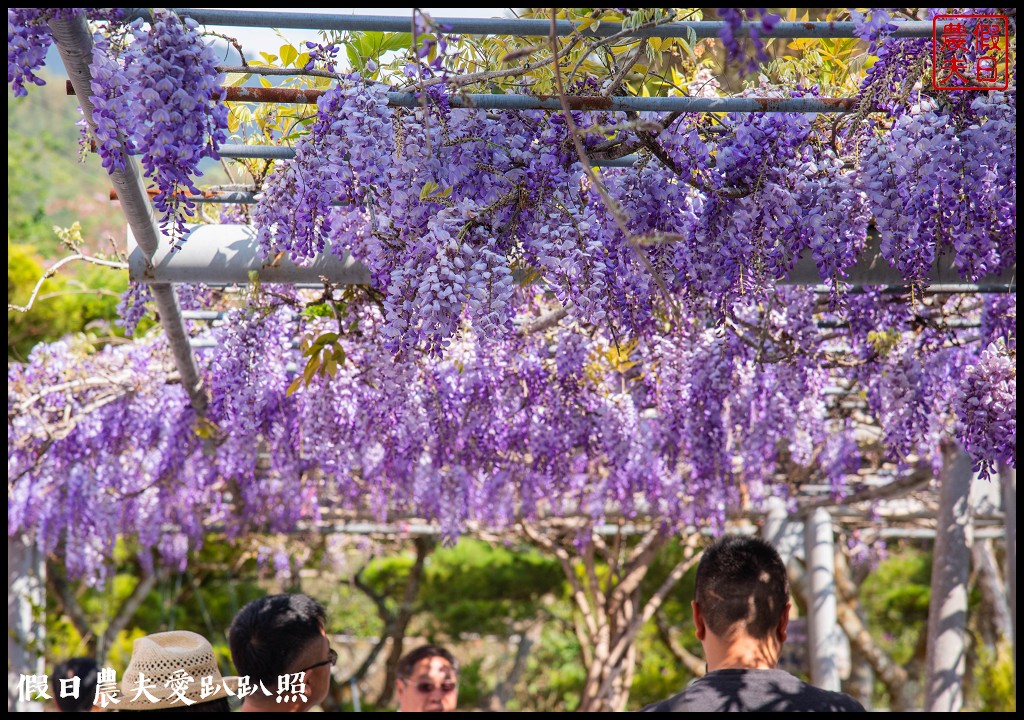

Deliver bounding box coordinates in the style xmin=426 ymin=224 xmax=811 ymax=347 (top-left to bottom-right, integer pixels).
xmin=395 ymin=646 xmax=459 ymax=713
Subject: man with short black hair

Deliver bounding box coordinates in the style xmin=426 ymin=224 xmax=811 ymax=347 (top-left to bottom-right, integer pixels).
xmin=643 ymin=535 xmax=865 ymax=712
xmin=228 ymin=593 xmax=336 ymax=712
xmin=52 ymin=657 xmax=98 ymax=712
xmin=395 ymin=645 xmax=459 ymax=712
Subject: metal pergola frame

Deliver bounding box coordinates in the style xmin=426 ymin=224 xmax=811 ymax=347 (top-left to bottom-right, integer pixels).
xmin=123 ymin=8 xmax=948 ymax=40
xmin=27 ymin=11 xmax=1015 ymax=712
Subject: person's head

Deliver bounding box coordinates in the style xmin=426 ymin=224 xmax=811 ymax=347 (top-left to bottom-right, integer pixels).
xmin=228 ymin=593 xmax=332 ymax=710
xmin=693 ymin=535 xmax=790 ymax=647
xmin=53 ymin=657 xmax=99 ymax=712
xmin=118 ymin=631 xmax=234 ymax=712
xmin=395 ymin=645 xmax=459 ymax=713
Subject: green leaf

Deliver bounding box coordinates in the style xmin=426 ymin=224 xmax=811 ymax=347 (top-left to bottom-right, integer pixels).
xmin=302 ymin=303 xmax=334 ymax=319
xmin=224 ymin=72 xmax=252 ymax=87
xmin=420 ymin=181 xmax=439 ymax=200
xmin=359 ymin=32 xmax=383 ymax=57
xmin=280 ymin=44 xmax=298 ymax=66
xmin=378 ymin=32 xmax=413 ymax=54
xmin=194 ymin=417 xmax=221 ymax=439
xmin=286 ymin=377 xmax=304 ymax=397
xmin=306 ymin=332 xmax=340 ymax=355
xmin=676 ymin=37 xmax=695 ymax=61
xmin=303 ymin=354 xmax=321 ymax=382
xmin=345 ymin=44 xmax=362 ymax=71
xmin=259 ymin=52 xmax=279 ymax=64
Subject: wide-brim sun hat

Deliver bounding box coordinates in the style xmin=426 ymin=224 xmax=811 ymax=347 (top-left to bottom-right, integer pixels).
xmin=118 ymin=630 xmax=239 ymax=710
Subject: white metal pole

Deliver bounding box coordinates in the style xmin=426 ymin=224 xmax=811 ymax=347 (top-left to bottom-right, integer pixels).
xmin=924 ymin=440 xmax=973 ymax=711
xmin=7 ymin=535 xmax=45 ymax=712
xmin=804 ymin=507 xmax=840 ymax=691
xmin=1000 ymin=462 xmax=1016 ymax=667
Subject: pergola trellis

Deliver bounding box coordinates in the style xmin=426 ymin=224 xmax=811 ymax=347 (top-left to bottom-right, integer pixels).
xmin=8 ymin=8 xmax=1015 ymax=713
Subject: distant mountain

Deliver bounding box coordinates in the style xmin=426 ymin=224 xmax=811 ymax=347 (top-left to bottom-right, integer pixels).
xmin=8 ymin=69 xmax=119 ymax=256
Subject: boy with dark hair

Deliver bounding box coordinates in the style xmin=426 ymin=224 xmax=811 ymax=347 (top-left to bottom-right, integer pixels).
xmin=643 ymin=535 xmax=865 ymax=712
xmin=52 ymin=657 xmax=98 ymax=712
xmin=396 ymin=645 xmax=459 ymax=713
xmin=228 ymin=593 xmax=335 ymax=712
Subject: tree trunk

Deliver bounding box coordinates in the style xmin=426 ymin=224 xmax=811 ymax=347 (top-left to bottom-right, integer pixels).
xmin=971 ymin=539 xmax=1013 ymax=648
xmin=521 ymin=523 xmax=700 ymax=712
xmin=486 ymin=620 xmax=543 ymax=711
xmin=826 ymin=550 xmax=914 ymax=710
xmin=373 ymin=537 xmax=432 ymax=707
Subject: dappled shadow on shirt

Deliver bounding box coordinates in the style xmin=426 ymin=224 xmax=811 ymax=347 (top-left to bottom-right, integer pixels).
xmin=640 ymin=668 xmax=865 ymax=713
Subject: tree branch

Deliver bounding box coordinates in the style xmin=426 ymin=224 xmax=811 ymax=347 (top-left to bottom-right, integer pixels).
xmin=548 ymin=9 xmax=681 ymax=325
xmin=654 ymin=610 xmax=706 ymax=677
xmin=373 ymin=537 xmax=432 ymax=706
xmin=608 ymin=527 xmax=667 ymax=623
xmin=8 ymin=254 xmax=128 ymax=314
xmin=520 ymin=522 xmax=598 ymax=642
xmin=516 ymin=305 xmax=571 ymax=336
xmin=601 ymin=39 xmax=646 ymax=97
xmin=797 ymin=463 xmax=932 ymax=515
xmin=45 ymin=562 xmax=95 ymax=653
xmin=99 ymin=566 xmax=161 ymax=664
xmin=605 ymin=537 xmax=702 ymax=672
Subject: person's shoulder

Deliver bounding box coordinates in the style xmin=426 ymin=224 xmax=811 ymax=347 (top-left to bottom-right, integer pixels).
xmin=814 ymin=688 xmax=866 ymax=712
xmin=638 ymin=695 xmax=700 ymax=713
xmin=789 ymin=673 xmax=866 ymax=712
xmin=637 ymin=677 xmax=714 ymax=712
xmin=750 ymin=669 xmax=863 ymax=712
xmin=638 ymin=698 xmax=672 ymax=712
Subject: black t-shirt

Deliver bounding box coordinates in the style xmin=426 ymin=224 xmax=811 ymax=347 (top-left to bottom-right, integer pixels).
xmin=641 ymin=668 xmax=866 ymax=712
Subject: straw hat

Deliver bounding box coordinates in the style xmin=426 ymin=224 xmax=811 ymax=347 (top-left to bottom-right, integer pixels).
xmin=119 ymin=631 xmax=238 ymax=710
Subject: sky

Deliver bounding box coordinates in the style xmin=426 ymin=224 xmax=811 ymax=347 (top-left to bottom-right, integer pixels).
xmin=39 ymin=8 xmax=522 ymax=74
xmin=202 ymin=7 xmax=522 ymax=60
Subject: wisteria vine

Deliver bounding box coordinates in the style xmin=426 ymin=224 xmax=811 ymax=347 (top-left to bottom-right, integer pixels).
xmin=6 ymin=8 xmax=1017 ymax=583
xmin=10 ymin=8 xmax=227 ymax=245
xmin=8 ymin=287 xmax=1016 ymax=582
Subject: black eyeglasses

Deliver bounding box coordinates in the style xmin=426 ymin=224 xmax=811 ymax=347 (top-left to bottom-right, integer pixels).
xmin=414 ymin=681 xmax=457 ymax=694
xmin=298 ymin=646 xmax=337 ymax=675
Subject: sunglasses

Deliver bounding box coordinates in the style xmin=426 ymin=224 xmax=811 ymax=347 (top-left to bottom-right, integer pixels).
xmin=298 ymin=646 xmax=338 ymax=675
xmin=413 ymin=681 xmax=457 ymax=694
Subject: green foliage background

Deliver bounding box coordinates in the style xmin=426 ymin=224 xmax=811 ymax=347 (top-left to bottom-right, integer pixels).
xmin=8 ymin=74 xmax=129 ymax=360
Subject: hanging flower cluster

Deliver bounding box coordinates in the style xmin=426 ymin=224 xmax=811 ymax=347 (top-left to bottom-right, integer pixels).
xmin=8 ymin=287 xmax=1016 ymax=582
xmin=10 ymin=8 xmax=227 ymax=245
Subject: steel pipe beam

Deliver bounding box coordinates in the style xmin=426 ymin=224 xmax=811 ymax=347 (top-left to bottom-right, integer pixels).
xmin=65 ymin=78 xmax=863 ymax=114
xmin=49 ymin=14 xmax=209 ymax=414
xmin=128 ymin=223 xmax=1016 ymax=292
xmin=123 ymin=10 xmax=947 ymax=40
xmin=216 ymin=142 xmax=639 ymax=167
xmin=128 ymin=224 xmax=370 ymax=285
xmin=209 ymin=83 xmax=867 ymax=113
xmin=781 ymin=233 xmax=1017 ymax=289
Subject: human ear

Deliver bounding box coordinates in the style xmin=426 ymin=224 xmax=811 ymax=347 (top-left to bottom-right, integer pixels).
xmin=692 ymin=600 xmax=706 ymax=641
xmin=777 ymin=601 xmax=791 ymax=643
